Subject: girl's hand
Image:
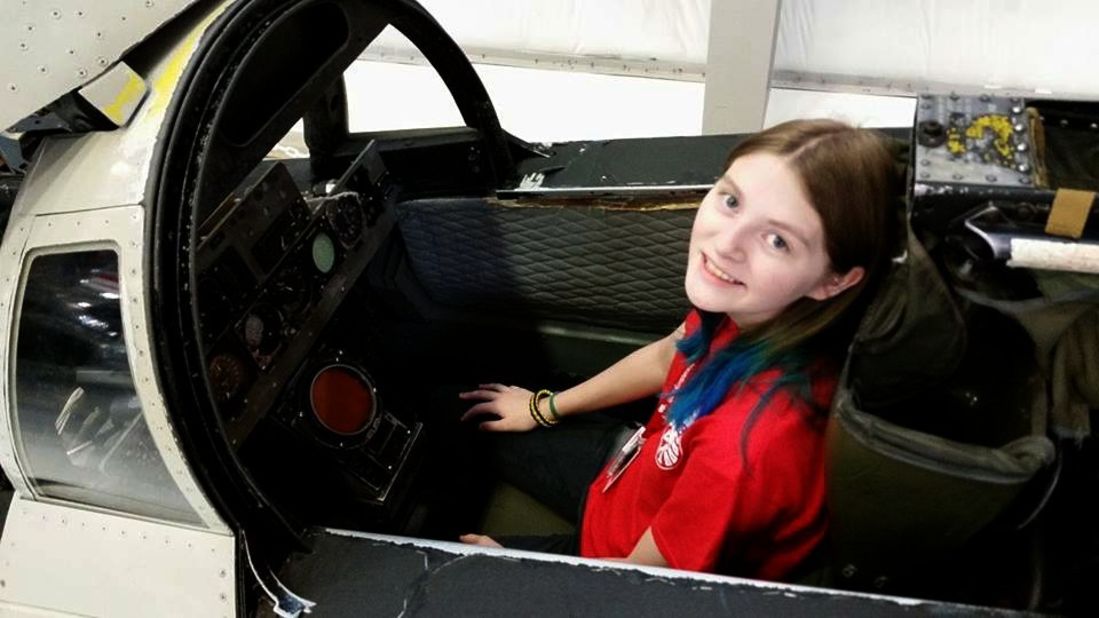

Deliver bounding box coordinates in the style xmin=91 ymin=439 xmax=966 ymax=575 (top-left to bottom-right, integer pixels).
xmin=458 ymin=383 xmax=539 ymax=432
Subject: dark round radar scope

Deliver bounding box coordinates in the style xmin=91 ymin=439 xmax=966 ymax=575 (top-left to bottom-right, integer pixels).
xmin=309 ymin=364 xmax=376 ymax=436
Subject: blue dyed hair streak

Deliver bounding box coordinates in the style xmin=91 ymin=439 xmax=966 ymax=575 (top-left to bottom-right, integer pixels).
xmin=667 ymin=310 xmax=813 ymax=467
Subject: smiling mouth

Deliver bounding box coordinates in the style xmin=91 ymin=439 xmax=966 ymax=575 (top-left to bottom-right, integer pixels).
xmin=702 ymin=253 xmax=744 ymax=286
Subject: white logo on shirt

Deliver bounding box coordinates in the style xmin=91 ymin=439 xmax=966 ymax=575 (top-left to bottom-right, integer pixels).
xmin=655 ymin=424 xmax=683 ymax=470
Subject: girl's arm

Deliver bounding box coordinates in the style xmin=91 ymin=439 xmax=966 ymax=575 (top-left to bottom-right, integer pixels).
xmin=459 ymin=323 xmax=683 ymax=432
xmin=625 ymin=528 xmax=669 ymax=567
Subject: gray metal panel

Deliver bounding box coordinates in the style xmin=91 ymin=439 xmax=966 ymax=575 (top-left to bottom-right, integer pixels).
xmin=265 ymin=530 xmax=1023 ymax=617
xmin=0 ymin=498 xmax=235 ymax=618
xmin=9 ymin=1 xmax=232 ymax=218
xmin=0 ymin=206 xmax=229 ymax=530
xmin=0 ymin=0 xmax=202 ymax=132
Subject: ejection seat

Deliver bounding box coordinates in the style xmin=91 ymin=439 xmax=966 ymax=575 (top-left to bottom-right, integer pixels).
xmin=819 ymin=224 xmax=1057 ymax=603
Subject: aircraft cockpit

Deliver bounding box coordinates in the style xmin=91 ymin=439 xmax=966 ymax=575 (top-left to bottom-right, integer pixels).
xmin=0 ymin=0 xmax=1097 ymax=616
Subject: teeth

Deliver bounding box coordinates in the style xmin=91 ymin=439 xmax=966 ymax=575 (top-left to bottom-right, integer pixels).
xmin=704 ymin=255 xmax=740 ymax=284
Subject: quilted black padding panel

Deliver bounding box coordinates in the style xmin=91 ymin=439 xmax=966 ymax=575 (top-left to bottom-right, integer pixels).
xmin=395 ymin=198 xmax=695 ymax=333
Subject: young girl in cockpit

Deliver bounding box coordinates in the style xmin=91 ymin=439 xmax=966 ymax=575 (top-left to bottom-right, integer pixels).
xmin=458 ymin=119 xmax=899 ymax=580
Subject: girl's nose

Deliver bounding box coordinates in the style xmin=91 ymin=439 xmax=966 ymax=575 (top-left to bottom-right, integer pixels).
xmin=716 ymin=224 xmax=748 ymax=262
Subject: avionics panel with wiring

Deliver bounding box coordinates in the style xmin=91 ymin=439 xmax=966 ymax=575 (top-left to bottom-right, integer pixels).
xmin=910 ymin=95 xmax=1099 ymax=297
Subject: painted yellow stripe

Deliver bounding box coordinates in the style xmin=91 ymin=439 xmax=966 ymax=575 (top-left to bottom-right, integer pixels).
xmin=148 ymin=2 xmax=232 ymax=115
xmin=102 ymin=72 xmax=147 ymax=125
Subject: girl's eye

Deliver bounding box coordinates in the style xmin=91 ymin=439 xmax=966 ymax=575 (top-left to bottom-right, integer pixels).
xmin=765 ymin=232 xmax=789 ymax=252
xmin=722 ymin=194 xmax=739 ymax=209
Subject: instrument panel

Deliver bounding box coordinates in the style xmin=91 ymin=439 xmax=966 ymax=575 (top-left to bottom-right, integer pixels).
xmin=194 ymin=153 xmax=420 ymax=507
xmin=195 ymin=160 xmax=386 ymax=434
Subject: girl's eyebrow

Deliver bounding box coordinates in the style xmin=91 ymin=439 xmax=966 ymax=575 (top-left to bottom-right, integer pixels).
xmin=719 ymin=173 xmax=740 ymax=193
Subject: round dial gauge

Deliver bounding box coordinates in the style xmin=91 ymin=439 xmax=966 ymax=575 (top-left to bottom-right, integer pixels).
xmin=208 ymin=353 xmax=246 ymax=401
xmin=311 ymin=232 xmax=336 ymax=274
xmin=242 ymin=305 xmax=283 ymax=355
xmin=325 ymin=199 xmax=364 ymax=247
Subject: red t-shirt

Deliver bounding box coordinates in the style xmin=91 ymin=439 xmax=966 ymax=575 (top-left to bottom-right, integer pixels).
xmin=579 ymin=311 xmax=835 ymax=580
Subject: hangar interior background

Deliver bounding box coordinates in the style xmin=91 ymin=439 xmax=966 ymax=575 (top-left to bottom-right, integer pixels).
xmin=271 ymin=0 xmax=1099 ymax=153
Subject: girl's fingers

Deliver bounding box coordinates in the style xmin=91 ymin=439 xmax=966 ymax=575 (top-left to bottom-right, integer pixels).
xmin=460 ymin=402 xmax=499 ymax=422
xmin=458 ymin=389 xmax=501 ymax=401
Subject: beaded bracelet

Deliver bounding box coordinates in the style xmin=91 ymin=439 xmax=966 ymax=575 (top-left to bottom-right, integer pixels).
xmin=529 ymin=389 xmax=557 ymax=428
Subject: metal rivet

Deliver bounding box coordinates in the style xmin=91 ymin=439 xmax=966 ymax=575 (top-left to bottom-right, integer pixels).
xmin=979 ymin=94 xmax=991 ymax=102
xmin=1020 ymin=176 xmax=1032 ymax=184
xmin=18 ymin=42 xmax=28 ymax=51
xmin=1060 ymin=119 xmax=1069 ymax=128
xmin=24 ymin=24 xmax=34 ymax=32
xmin=1011 ymin=105 xmax=1023 ymax=114
xmin=873 ymin=576 xmax=889 ymax=589
xmin=919 ymin=171 xmax=930 ymax=180
xmin=1017 ymin=163 xmax=1030 ymax=173
xmin=7 ymin=84 xmax=16 ymax=92
xmin=841 ymin=564 xmax=858 ymax=578
xmin=985 ymin=174 xmax=998 ymax=183
xmin=97 ymin=57 xmax=108 ymax=67
xmin=919 ymin=159 xmax=930 ymax=166
xmin=37 ymin=66 xmax=47 ymax=74
xmin=1014 ymin=123 xmax=1026 ymax=132
xmin=51 ymin=10 xmax=61 ymax=19
xmin=952 ymin=173 xmax=964 ymax=181
xmin=1016 ymin=143 xmax=1028 ymax=152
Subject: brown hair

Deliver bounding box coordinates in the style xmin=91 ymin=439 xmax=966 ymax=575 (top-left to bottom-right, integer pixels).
xmin=722 ymin=119 xmax=901 ymax=353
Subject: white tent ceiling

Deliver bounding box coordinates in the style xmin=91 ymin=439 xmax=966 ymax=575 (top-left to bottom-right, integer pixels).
xmin=344 ymin=0 xmax=1099 ymax=141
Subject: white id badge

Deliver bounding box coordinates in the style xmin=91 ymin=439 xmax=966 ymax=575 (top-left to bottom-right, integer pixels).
xmin=603 ymin=426 xmax=647 ymax=492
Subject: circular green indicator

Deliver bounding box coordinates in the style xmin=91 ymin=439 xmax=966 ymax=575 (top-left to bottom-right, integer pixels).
xmin=311 ymin=232 xmax=335 ymax=274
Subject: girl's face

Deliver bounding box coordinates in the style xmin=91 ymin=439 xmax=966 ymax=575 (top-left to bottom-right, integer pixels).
xmin=685 ymin=152 xmax=859 ymax=327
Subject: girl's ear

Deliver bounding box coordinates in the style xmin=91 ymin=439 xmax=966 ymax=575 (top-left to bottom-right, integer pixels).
xmin=808 ymin=266 xmax=864 ymax=301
